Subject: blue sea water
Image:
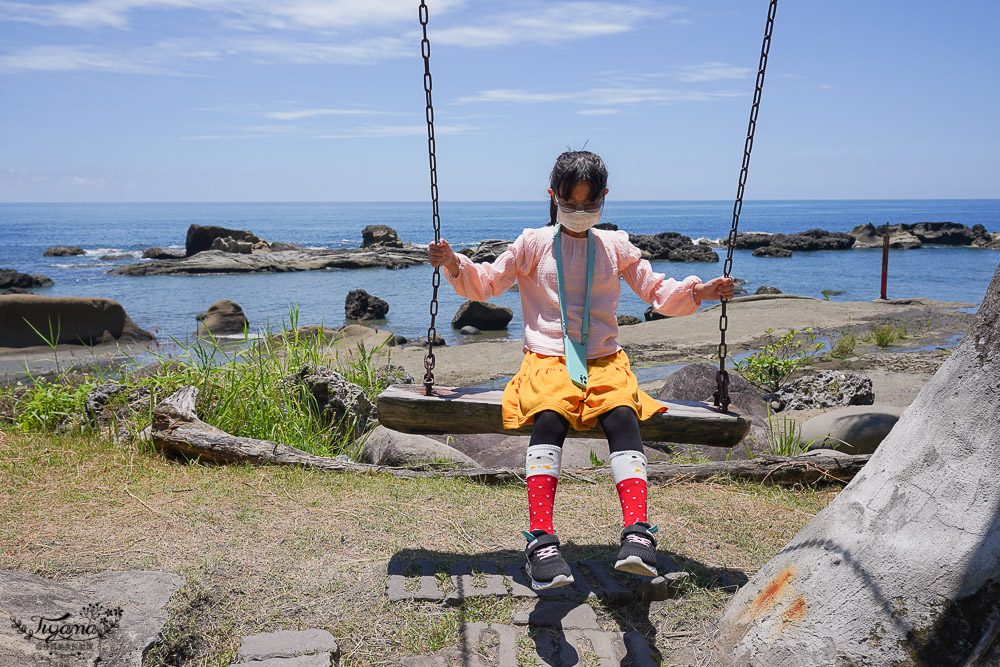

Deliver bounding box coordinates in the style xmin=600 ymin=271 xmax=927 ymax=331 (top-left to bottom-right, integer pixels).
xmin=1 ymin=200 xmax=998 ymax=348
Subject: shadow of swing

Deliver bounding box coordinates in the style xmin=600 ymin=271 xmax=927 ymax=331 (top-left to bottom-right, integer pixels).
xmin=387 ymin=545 xmax=750 ymax=665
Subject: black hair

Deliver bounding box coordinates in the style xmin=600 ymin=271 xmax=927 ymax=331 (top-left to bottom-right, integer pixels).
xmin=548 ymin=151 xmax=608 ymax=225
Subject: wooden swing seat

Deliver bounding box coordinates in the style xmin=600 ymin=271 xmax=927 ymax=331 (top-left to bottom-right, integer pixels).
xmin=377 ymin=384 xmax=750 ymax=448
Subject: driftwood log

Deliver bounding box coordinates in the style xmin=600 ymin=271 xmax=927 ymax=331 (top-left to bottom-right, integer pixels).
xmin=713 ymin=261 xmax=1000 ymax=666
xmin=151 ymin=385 xmax=866 ymax=484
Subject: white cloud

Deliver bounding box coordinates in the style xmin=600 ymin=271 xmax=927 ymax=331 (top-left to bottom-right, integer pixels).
xmin=184 ymin=123 xmax=478 ymax=140
xmin=457 ymin=86 xmax=743 ymax=106
xmin=670 ymin=62 xmax=749 ymax=83
xmin=0 ymin=44 xmax=169 ymax=73
xmin=263 ymin=108 xmax=399 ymax=121
xmin=431 ymin=2 xmax=681 ymax=48
xmin=577 ymin=108 xmax=621 ymax=115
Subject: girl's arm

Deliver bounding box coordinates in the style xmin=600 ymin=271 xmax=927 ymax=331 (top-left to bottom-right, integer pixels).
xmin=615 ymin=233 xmax=703 ymax=317
xmin=427 ymin=238 xmax=521 ymax=301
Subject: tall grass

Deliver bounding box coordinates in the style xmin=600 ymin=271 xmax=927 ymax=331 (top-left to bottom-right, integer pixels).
xmin=1 ymin=306 xmax=397 ymax=458
xmin=829 ymin=329 xmax=858 ymax=358
xmin=866 ymin=321 xmax=907 ymax=348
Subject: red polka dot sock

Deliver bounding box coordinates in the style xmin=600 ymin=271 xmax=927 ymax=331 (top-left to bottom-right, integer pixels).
xmin=610 ymin=450 xmax=648 ymax=527
xmin=526 ymin=444 xmax=562 ymax=534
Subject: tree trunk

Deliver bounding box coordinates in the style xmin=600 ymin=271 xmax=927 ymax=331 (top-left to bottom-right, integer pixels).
xmin=714 ymin=263 xmax=1000 ymax=667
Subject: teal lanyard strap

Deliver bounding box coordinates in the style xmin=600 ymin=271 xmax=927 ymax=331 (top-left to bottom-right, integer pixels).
xmin=553 ymin=224 xmax=594 ymax=346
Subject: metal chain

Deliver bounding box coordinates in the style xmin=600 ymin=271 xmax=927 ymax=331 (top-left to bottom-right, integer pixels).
xmin=419 ymin=0 xmax=442 ymax=396
xmin=714 ymin=0 xmax=778 ymax=412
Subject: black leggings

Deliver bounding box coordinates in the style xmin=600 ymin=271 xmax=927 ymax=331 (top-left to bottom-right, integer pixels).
xmin=528 ymin=407 xmax=643 ymax=454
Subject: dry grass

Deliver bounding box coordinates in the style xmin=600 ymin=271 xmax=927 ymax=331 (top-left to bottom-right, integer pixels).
xmin=0 ymin=430 xmax=838 ymax=665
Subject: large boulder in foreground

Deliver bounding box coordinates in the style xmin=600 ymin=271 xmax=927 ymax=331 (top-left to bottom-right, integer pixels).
xmin=185 ymin=224 xmax=262 ymax=256
xmin=360 ymin=426 xmax=477 ymax=466
xmin=800 ymin=404 xmax=904 ymax=455
xmin=0 ymin=295 xmax=155 ymax=348
xmin=196 ymin=299 xmax=249 ymax=337
xmin=452 ymin=300 xmax=513 ymax=330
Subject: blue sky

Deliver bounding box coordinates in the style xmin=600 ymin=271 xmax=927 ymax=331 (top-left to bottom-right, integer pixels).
xmin=0 ymin=0 xmax=997 ymax=202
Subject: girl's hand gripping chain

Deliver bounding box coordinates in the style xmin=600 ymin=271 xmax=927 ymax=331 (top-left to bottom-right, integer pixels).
xmin=427 ymin=239 xmax=460 ymax=276
xmin=694 ymin=276 xmax=736 ymax=301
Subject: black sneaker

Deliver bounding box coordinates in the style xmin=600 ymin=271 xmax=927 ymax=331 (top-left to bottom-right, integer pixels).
xmin=522 ymin=530 xmax=574 ymax=590
xmin=614 ymin=522 xmax=658 ymax=577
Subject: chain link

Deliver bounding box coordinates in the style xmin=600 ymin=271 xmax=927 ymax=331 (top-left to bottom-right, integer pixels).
xmin=714 ymin=0 xmax=778 ymax=412
xmin=419 ymin=0 xmax=442 ymax=396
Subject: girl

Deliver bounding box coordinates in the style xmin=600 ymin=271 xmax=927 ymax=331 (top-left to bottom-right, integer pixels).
xmin=428 ymin=151 xmax=734 ymax=589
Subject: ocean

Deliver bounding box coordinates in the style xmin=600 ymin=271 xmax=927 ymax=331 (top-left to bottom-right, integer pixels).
xmin=2 ymin=200 xmax=998 ymax=348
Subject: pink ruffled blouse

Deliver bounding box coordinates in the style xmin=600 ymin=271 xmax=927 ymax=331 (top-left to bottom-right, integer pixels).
xmin=444 ymin=226 xmax=703 ymax=359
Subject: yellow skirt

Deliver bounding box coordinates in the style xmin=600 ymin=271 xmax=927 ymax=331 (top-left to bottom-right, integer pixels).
xmin=501 ymin=349 xmax=666 ymax=431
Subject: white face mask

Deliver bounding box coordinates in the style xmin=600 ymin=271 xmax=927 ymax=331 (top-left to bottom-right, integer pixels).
xmin=556 ymin=207 xmax=602 ymax=233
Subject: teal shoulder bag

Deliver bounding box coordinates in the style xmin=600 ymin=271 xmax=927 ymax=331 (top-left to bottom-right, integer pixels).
xmin=553 ymin=224 xmax=594 ymax=389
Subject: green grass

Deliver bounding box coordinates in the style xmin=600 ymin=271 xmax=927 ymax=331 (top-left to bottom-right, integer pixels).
xmin=829 ymin=329 xmax=859 ymax=358
xmin=866 ymin=321 xmax=908 ymax=348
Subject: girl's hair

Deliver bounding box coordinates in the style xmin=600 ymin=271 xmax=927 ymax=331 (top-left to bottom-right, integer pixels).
xmin=548 ymin=151 xmax=608 ymax=225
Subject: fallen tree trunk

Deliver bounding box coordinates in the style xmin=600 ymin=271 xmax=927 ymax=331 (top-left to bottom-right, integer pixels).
xmin=151 ymin=385 xmax=865 ymax=484
xmin=713 ymin=261 xmax=1000 ymax=666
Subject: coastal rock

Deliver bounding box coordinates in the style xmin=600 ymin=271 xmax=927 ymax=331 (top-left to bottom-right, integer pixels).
xmin=196 ymin=299 xmax=249 ymax=337
xmin=767 ymin=370 xmax=875 ymax=411
xmin=142 ymin=247 xmax=185 ymax=260
xmin=0 ymin=268 xmax=54 ymax=289
xmin=771 ymin=229 xmax=855 ymax=251
xmin=109 ymin=246 xmax=428 ymax=276
xmin=360 ymin=426 xmax=477 ymax=467
xmin=345 ymin=289 xmax=389 ymax=321
xmin=452 ymin=300 xmax=513 ymax=330
xmin=668 ymin=245 xmax=719 ymax=262
xmin=413 ymin=334 xmax=447 ymax=347
xmin=361 ymin=224 xmax=403 ymax=249
xmin=910 ymin=222 xmax=976 ymax=245
xmin=752 ymin=246 xmax=792 ymax=258
xmin=185 ymin=224 xmax=263 ymax=256
xmin=653 ymin=363 xmax=770 ymax=460
xmin=42 ymin=245 xmax=85 ymax=257
xmin=800 ymin=405 xmax=904 ymax=455
xmin=849 ymin=223 xmax=922 ymax=249
xmin=617 ymin=314 xmax=642 ymax=326
xmin=629 ymin=232 xmax=693 ymax=260
xmin=970 ymin=225 xmax=1000 ymax=249
xmin=0 ymin=295 xmax=155 ymax=348
xmin=644 ymin=306 xmax=669 ymax=322
xmin=733 ymin=232 xmax=775 ymax=250
xmin=594 ymin=222 xmax=619 ymax=231
xmin=209 ymin=236 xmax=254 ymax=254
xmin=267 ymin=241 xmax=305 ymax=252
xmin=459 ymin=239 xmax=512 ymax=263
xmin=3 ymin=287 xmax=28 ymax=294
xmin=755 ymin=286 xmax=783 ymax=295
xmin=460 ymin=325 xmax=481 ymax=335
xmin=284 ymin=365 xmax=376 ymax=438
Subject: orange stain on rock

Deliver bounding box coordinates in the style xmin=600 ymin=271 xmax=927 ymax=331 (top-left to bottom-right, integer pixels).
xmin=748 ymin=566 xmax=795 ymax=618
xmin=780 ymin=597 xmax=807 ymax=630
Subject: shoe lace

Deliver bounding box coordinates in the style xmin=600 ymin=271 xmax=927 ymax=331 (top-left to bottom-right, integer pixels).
xmin=626 ymin=534 xmax=652 ymax=547
xmin=535 ymin=545 xmax=560 ymax=560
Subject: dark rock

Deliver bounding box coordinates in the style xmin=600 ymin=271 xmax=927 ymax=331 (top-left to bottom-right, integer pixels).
xmin=668 ymin=245 xmax=719 ymax=262
xmin=267 ymin=241 xmax=305 ymax=252
xmin=849 ymin=223 xmax=922 ymax=249
xmin=594 ymin=222 xmax=619 ymax=231
xmin=285 ymin=365 xmax=376 ymax=437
xmin=361 ymin=224 xmax=403 ymax=249
xmin=196 ymin=299 xmax=249 ymax=337
xmin=452 ymin=300 xmax=513 ymax=330
xmin=644 ymin=306 xmax=670 ymax=321
xmin=460 ymin=325 xmax=481 ymax=335
xmin=654 ymin=362 xmax=770 ymax=460
xmin=629 ymin=232 xmax=694 ymax=260
xmin=185 ymin=224 xmax=262 ymax=256
xmin=0 ymin=295 xmax=154 ymax=347
xmin=733 ymin=232 xmax=775 ymax=250
xmin=43 ymin=246 xmax=85 ymax=257
xmin=755 ymin=286 xmax=783 ymax=295
xmin=732 ymin=283 xmax=748 ymax=296
xmin=0 ymin=268 xmax=54 ymax=289
xmin=460 ymin=239 xmax=512 ymax=263
xmin=142 ymin=247 xmax=185 ymax=260
xmin=753 ymin=246 xmax=793 ymax=258
xmin=3 ymin=287 xmax=28 ymax=294
xmin=99 ymin=254 xmax=134 ymax=261
xmin=767 ymin=370 xmax=875 ymax=411
xmin=414 ymin=334 xmax=447 ymax=347
xmin=392 ymin=333 xmax=408 ymax=346
xmin=209 ymin=236 xmax=253 ymax=254
xmin=910 ymin=222 xmax=976 ymax=245
xmin=771 ymin=229 xmax=855 ymax=251
xmin=617 ymin=314 xmax=642 ymax=326
xmin=345 ymin=289 xmax=389 ymax=321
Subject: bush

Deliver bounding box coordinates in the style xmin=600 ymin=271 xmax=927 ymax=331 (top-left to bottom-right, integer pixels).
xmin=866 ymin=321 xmax=906 ymax=348
xmin=732 ymin=328 xmax=823 ymax=394
xmin=830 ymin=329 xmax=858 ymax=358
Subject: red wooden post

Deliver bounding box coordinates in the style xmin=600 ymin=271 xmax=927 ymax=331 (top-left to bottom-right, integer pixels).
xmin=880 ymin=224 xmax=890 ymax=299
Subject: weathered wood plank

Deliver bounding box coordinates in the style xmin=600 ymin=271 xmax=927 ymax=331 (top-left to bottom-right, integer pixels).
xmin=376 ymin=384 xmax=750 ymax=447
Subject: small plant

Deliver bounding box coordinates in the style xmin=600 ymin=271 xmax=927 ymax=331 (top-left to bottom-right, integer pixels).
xmin=866 ymin=321 xmax=905 ymax=348
xmin=830 ymin=329 xmax=858 ymax=358
xmin=821 ymin=289 xmax=832 ymax=301
xmin=589 ymin=450 xmax=607 ymax=467
xmin=732 ymin=328 xmax=823 ymax=394
xmin=764 ymin=407 xmax=848 ymax=457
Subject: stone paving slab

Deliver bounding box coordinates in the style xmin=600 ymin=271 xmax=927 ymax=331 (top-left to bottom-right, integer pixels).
xmin=230 ymin=653 xmax=333 ymax=667
xmin=444 ymin=562 xmax=508 ymax=606
xmin=511 ymin=601 xmax=599 ymax=629
xmin=0 ymin=569 xmax=183 ymax=667
xmin=386 ymin=560 xmax=446 ymax=601
xmin=237 ymin=628 xmax=339 ymax=662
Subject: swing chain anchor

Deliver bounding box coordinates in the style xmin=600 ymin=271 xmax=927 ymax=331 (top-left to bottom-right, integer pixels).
xmin=419 ymin=0 xmax=442 ymax=396
xmin=715 ymin=0 xmax=777 ymax=412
